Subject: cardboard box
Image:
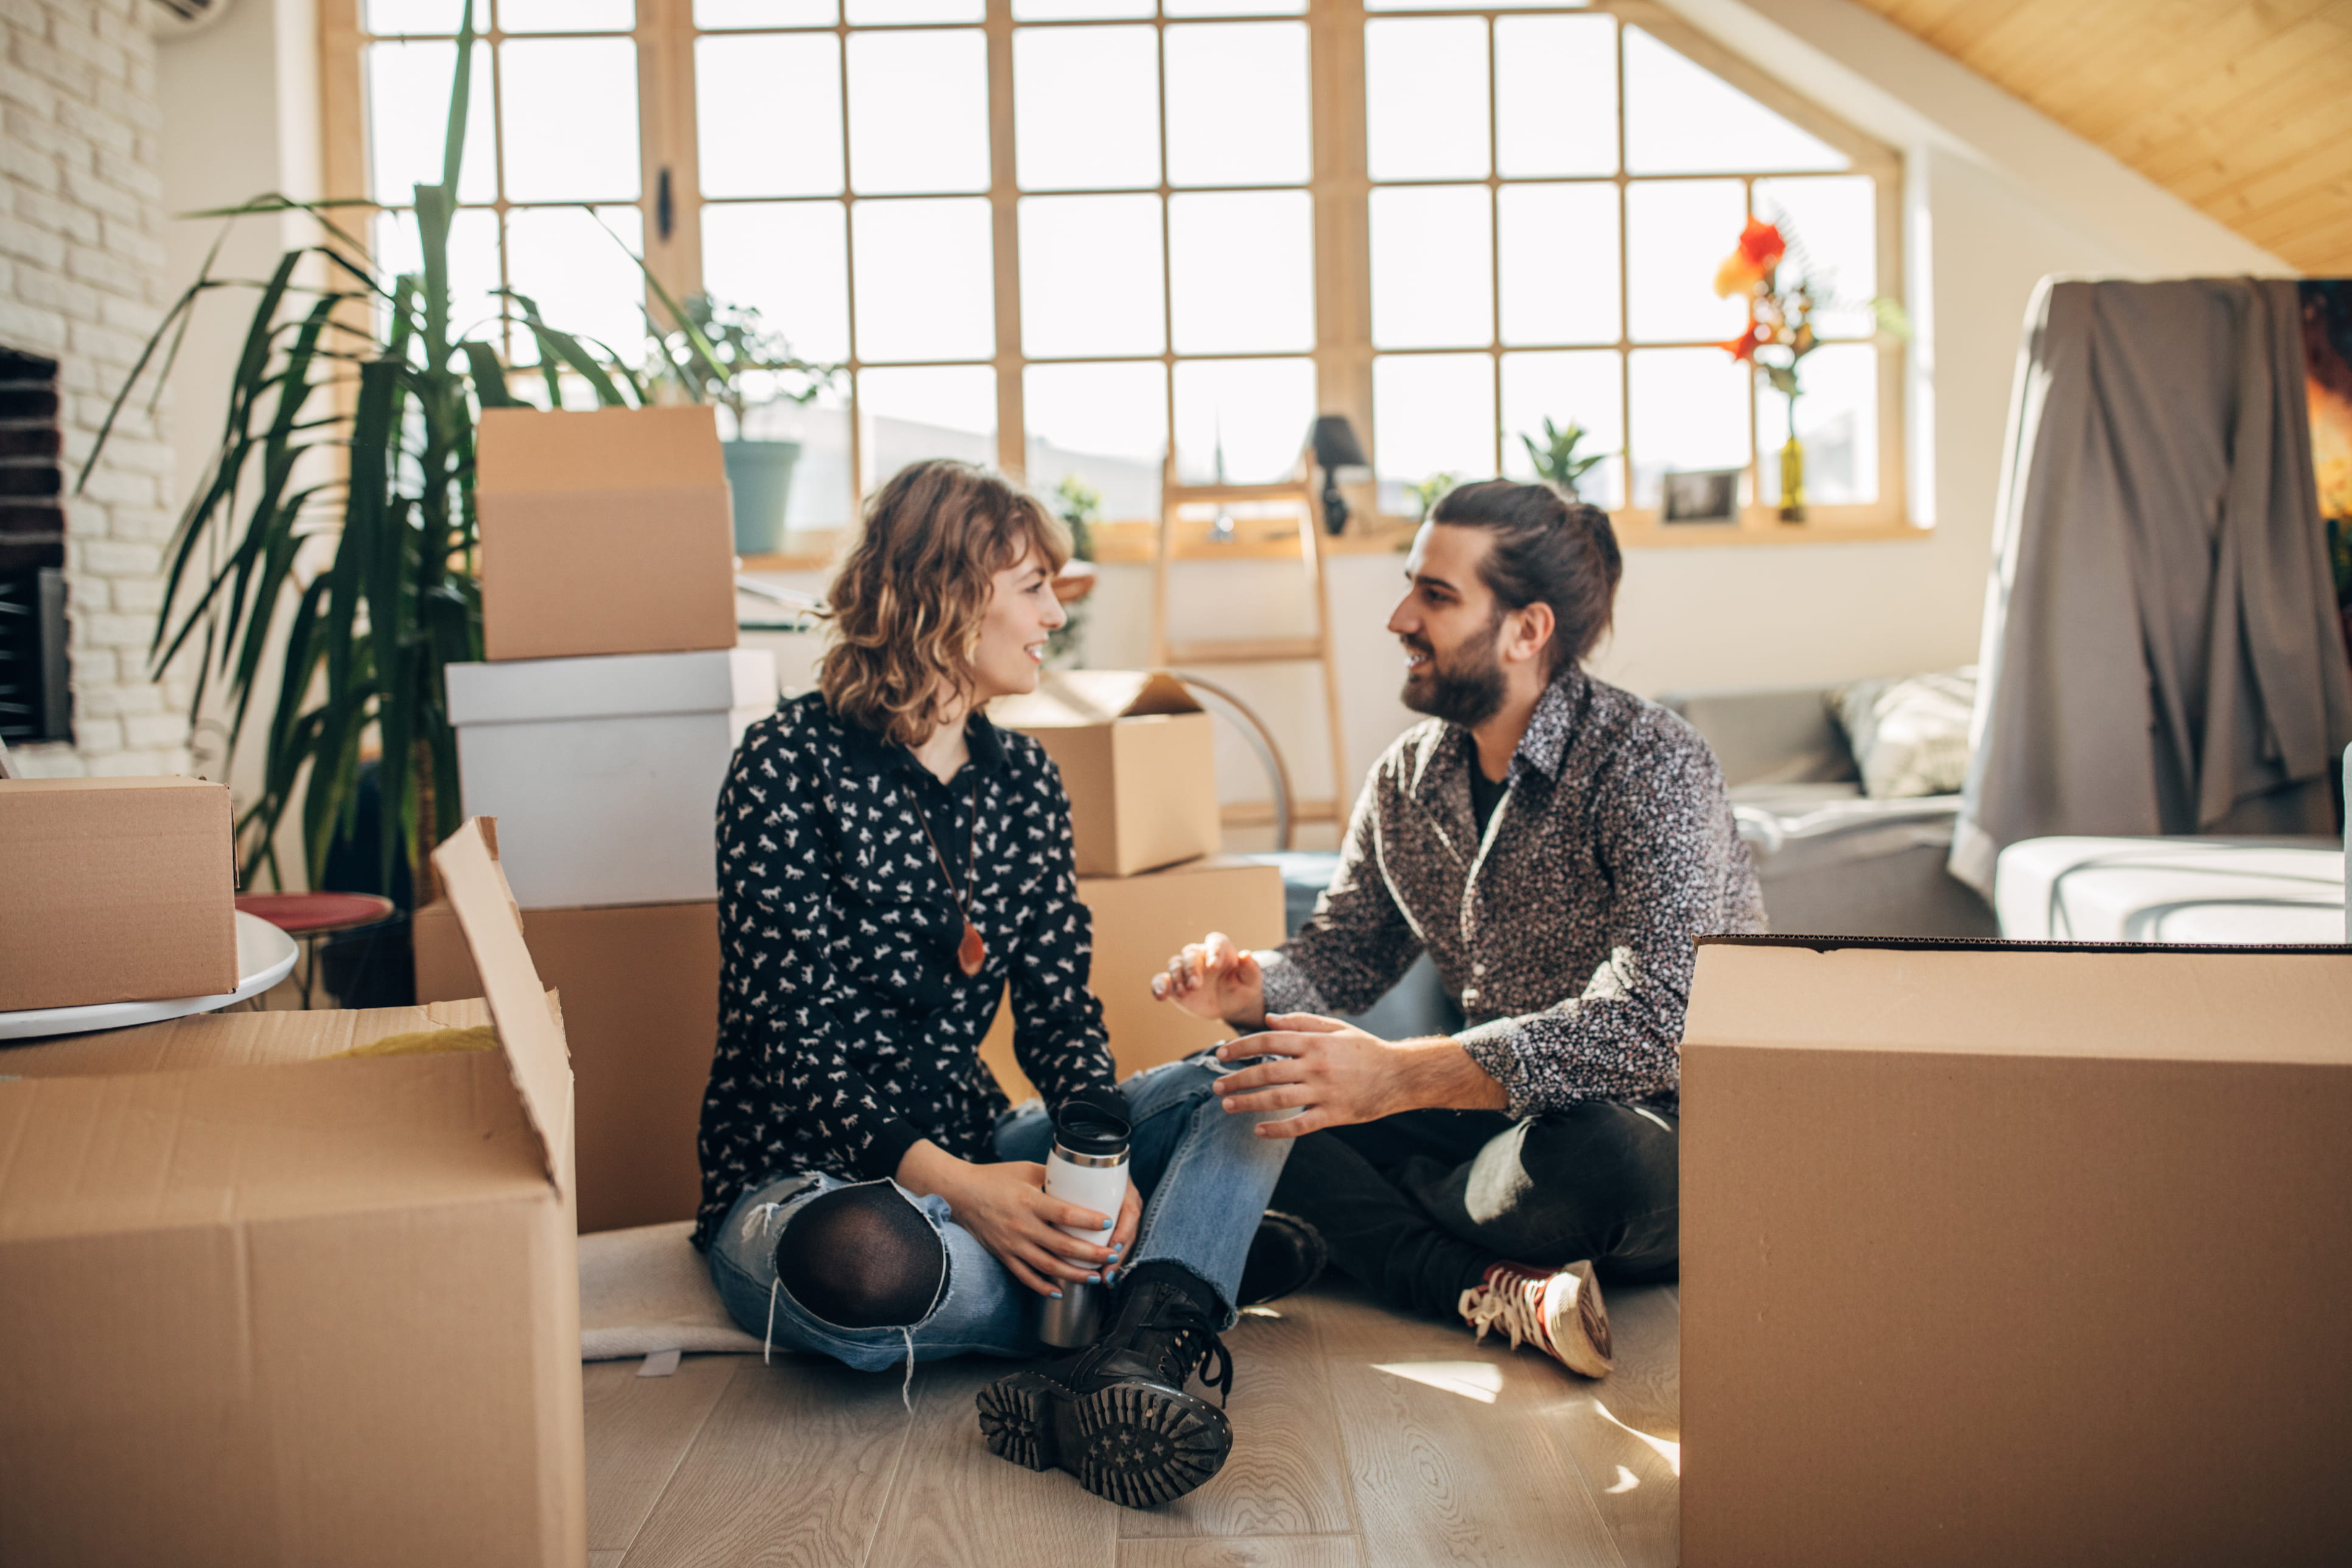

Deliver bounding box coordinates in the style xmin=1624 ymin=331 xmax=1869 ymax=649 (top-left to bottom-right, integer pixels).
xmin=990 ymin=670 xmax=1220 ymax=877
xmin=477 ymin=404 xmax=738 ymax=663
xmin=0 ymin=775 xmax=236 ymax=1010
xmin=446 ymin=646 xmax=776 ymax=908
xmin=0 ymin=820 xmax=585 ymax=1567
xmin=414 ymin=897 xmax=719 ymax=1234
xmin=982 ymin=855 xmax=1286 ymax=1099
xmin=1680 ymin=935 xmax=2352 ymax=1568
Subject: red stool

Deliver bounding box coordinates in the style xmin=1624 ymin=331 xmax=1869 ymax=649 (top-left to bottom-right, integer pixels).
xmin=235 ymin=892 xmax=397 ymax=1009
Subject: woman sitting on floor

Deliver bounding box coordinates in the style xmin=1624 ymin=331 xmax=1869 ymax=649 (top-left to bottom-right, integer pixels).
xmin=692 ymin=458 xmax=1290 ymax=1508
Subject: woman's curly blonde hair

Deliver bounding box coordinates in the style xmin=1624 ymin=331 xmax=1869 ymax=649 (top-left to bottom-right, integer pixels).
xmin=819 ymin=459 xmax=1070 ymax=748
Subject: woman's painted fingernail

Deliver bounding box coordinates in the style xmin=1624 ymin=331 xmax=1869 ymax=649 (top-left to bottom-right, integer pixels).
xmin=1088 ymin=1273 xmax=1101 ymax=1283
xmin=1101 ymin=1218 xmax=1114 ymax=1230
xmin=1104 ymin=1269 xmax=1118 ymax=1286
xmin=1050 ymin=1289 xmax=1064 ymax=1299
xmin=1110 ymin=1243 xmax=1122 ymax=1255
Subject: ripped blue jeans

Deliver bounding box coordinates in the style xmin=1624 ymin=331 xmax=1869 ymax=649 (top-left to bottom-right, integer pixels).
xmin=707 ymin=1054 xmax=1290 ymax=1376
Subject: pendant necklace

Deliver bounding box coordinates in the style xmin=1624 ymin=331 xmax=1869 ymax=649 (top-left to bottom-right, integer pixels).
xmin=911 ymin=772 xmax=987 ymax=978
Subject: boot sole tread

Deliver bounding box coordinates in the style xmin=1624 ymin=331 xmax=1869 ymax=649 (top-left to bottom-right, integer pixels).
xmin=977 ymin=1373 xmax=1231 ymax=1509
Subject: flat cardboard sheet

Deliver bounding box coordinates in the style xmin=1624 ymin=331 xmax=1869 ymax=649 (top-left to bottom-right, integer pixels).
xmin=0 ymin=775 xmax=236 ymax=1010
xmin=1680 ymin=934 xmax=2352 ymax=1568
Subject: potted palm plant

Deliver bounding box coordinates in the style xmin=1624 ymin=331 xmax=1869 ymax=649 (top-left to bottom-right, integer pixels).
xmin=82 ymin=13 xmax=639 ymax=905
xmin=647 ymin=293 xmax=838 ymax=555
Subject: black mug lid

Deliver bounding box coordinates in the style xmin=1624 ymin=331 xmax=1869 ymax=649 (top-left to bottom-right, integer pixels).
xmin=1054 ymin=1102 xmax=1130 ymax=1157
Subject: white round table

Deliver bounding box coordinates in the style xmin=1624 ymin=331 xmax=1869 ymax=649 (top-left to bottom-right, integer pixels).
xmin=0 ymin=912 xmax=301 ymax=1042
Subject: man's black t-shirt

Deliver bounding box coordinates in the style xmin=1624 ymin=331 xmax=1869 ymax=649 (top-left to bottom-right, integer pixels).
xmin=1469 ymin=765 xmax=1508 ymax=839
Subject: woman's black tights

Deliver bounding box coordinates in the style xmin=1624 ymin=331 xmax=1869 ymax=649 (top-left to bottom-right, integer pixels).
xmin=773 ymin=1185 xmax=948 ymax=1329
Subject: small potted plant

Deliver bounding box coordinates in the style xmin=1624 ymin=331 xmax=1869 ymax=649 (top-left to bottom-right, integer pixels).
xmin=1519 ymin=418 xmax=1611 ymax=501
xmin=649 ymin=294 xmax=838 ymax=555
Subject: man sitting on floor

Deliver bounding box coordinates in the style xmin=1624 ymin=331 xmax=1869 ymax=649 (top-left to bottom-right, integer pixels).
xmin=1153 ymin=478 xmax=1763 ymax=1377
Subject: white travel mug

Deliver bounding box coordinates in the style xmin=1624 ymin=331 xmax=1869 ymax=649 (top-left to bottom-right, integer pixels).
xmin=1036 ymin=1102 xmax=1132 ymax=1348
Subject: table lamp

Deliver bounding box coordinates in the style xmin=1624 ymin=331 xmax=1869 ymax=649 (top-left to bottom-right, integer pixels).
xmin=1308 ymin=415 xmax=1370 ymax=536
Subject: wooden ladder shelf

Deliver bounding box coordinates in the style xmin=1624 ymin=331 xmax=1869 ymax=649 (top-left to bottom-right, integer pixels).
xmin=1152 ymin=467 xmax=1349 ymax=831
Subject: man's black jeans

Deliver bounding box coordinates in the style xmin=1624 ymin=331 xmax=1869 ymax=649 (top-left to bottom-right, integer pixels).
xmin=1270 ymin=1101 xmax=1679 ymax=1320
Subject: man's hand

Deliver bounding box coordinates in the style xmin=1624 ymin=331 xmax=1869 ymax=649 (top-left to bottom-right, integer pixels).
xmin=1213 ymin=1013 xmax=1508 ymax=1136
xmin=896 ymin=1141 xmax=1122 ymax=1298
xmin=1150 ymin=930 xmax=1267 ymax=1028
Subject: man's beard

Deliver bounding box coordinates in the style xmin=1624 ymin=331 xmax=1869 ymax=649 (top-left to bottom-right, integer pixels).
xmin=1400 ymin=615 xmax=1508 ymax=728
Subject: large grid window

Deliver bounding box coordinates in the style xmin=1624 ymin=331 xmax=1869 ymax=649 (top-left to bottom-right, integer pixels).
xmin=1362 ymin=5 xmax=1899 ymax=522
xmin=325 ymin=0 xmax=1906 ymax=547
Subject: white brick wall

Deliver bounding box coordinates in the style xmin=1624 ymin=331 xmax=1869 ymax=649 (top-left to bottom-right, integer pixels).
xmin=2 ymin=0 xmax=187 ymax=779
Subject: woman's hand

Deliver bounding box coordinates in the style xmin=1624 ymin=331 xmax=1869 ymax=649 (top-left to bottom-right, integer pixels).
xmin=1150 ymin=930 xmax=1267 ymax=1028
xmin=1105 ymin=1180 xmax=1142 ymax=1284
xmin=897 ymin=1141 xmax=1120 ymax=1298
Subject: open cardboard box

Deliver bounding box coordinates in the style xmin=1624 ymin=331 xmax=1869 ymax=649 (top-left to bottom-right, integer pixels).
xmin=1680 ymin=934 xmax=2352 ymax=1568
xmin=413 ymin=896 xmax=720 ymax=1234
xmin=0 ymin=821 xmax=586 ymax=1567
xmin=990 ymin=670 xmax=1220 ymax=877
xmin=478 ymin=404 xmax=738 ymax=663
xmin=0 ymin=775 xmax=237 ymax=1010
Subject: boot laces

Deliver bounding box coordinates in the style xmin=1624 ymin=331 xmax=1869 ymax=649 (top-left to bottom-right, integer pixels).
xmin=1459 ymin=1265 xmax=1554 ymax=1355
xmin=1075 ymin=1283 xmax=1236 ymax=1407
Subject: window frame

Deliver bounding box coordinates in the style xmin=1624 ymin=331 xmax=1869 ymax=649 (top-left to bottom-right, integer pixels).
xmin=318 ymin=0 xmax=1911 ymax=556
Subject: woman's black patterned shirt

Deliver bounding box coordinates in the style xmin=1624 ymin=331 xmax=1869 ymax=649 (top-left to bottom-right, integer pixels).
xmin=692 ymin=692 xmax=1121 ymax=1250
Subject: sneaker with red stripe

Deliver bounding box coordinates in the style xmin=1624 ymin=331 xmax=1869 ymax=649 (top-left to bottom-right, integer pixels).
xmin=1457 ymin=1259 xmax=1614 ymax=1378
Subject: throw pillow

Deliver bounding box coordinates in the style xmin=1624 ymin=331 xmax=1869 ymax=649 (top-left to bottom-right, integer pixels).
xmin=1829 ymin=667 xmax=1977 ymax=800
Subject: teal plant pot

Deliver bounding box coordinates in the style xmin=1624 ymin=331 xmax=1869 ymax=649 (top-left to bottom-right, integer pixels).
xmin=723 ymin=438 xmax=801 ymax=555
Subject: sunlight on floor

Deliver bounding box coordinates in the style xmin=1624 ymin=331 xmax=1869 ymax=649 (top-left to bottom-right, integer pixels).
xmin=1371 ymin=1360 xmax=1507 ymax=1404
xmin=1594 ymin=1399 xmax=1681 ymax=1475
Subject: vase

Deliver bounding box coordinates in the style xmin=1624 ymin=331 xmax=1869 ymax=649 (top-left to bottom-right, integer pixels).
xmin=1777 ymin=435 xmax=1807 ymax=522
xmin=722 ymin=438 xmax=801 ymax=555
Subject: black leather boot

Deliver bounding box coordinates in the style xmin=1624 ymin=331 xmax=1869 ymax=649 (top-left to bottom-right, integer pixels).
xmin=976 ymin=1262 xmax=1236 ymax=1508
xmin=1239 ymin=1211 xmax=1327 ymax=1307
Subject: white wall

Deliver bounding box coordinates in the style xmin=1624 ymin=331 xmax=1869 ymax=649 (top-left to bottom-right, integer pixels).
xmin=153 ymin=0 xmax=319 ymax=877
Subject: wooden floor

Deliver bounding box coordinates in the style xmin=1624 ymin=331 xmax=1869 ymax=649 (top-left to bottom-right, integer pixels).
xmin=583 ymin=1278 xmax=1680 ymax=1568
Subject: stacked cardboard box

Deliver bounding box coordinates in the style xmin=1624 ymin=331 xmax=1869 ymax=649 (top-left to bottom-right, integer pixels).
xmin=984 ymin=671 xmax=1285 ymax=1098
xmin=1 ymin=821 xmax=587 ymax=1566
xmin=426 ymin=406 xmax=762 ymax=1234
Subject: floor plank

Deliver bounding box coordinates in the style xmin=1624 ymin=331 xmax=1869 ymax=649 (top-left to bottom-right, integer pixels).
xmin=589 ymin=1554 xmax=628 ymax=1568
xmin=1287 ymin=1278 xmax=1498 ymax=1363
xmin=1329 ymin=1335 xmax=1626 ymax=1568
xmin=1120 ymin=1306 xmax=1353 ymax=1541
xmin=865 ymin=1356 xmax=1122 ymax=1568
xmin=1118 ymin=1537 xmax=1363 ymax=1568
xmin=619 ymin=1356 xmax=915 ymax=1568
xmin=1555 ymin=1285 xmax=1681 ymax=1568
xmin=581 ymin=1354 xmax=735 ymax=1553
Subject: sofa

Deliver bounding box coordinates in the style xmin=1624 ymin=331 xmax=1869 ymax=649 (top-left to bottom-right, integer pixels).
xmin=1659 ymin=682 xmax=2000 ymax=940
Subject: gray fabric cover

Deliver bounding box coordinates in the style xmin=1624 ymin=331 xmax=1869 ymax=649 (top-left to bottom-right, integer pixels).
xmin=1953 ymin=276 xmax=2352 ymax=893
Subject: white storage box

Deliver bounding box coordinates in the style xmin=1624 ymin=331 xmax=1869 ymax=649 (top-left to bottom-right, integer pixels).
xmin=1994 ymin=835 xmax=2346 ymax=943
xmin=447 ymin=648 xmax=777 ymax=908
